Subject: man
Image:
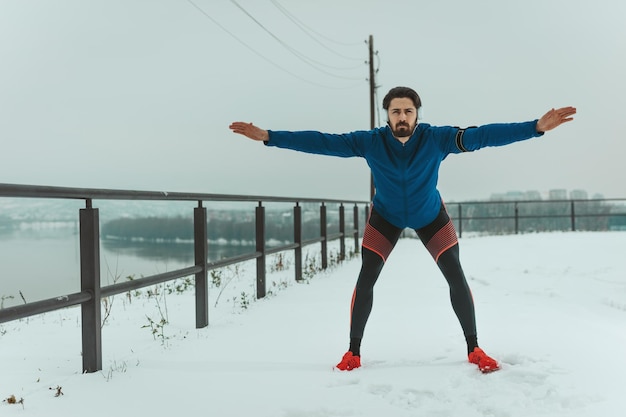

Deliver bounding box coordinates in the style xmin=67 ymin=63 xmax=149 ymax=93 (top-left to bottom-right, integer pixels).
xmin=229 ymin=86 xmax=576 ymax=373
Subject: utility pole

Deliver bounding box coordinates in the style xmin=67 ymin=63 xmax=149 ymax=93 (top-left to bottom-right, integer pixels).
xmin=368 ymin=34 xmax=376 ymax=200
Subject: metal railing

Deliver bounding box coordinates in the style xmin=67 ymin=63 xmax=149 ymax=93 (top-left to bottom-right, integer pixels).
xmin=0 ymin=183 xmax=370 ymax=373
xmin=446 ymin=198 xmax=626 ymax=237
xmin=3 ymin=183 xmax=625 ymax=373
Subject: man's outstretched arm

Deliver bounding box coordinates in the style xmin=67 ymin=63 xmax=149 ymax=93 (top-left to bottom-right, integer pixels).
xmin=229 ymin=122 xmax=269 ymax=142
xmin=443 ymin=106 xmax=577 ymax=154
xmin=229 ymin=122 xmax=370 ymax=158
xmin=535 ymin=106 xmax=577 ymax=133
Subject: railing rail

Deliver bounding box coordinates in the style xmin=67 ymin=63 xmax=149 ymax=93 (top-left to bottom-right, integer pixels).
xmin=0 ymin=183 xmax=369 ymax=373
xmin=0 ymin=182 xmax=362 ymax=204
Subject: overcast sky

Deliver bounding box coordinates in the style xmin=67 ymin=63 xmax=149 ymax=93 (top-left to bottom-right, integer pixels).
xmin=1 ymin=0 xmax=624 ymax=202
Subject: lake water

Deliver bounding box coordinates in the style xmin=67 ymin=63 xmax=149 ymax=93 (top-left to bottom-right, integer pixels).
xmin=0 ymin=198 xmax=358 ymax=310
xmin=0 ymin=226 xmax=253 ymax=309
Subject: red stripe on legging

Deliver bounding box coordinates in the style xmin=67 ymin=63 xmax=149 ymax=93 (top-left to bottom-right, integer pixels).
xmin=349 ymin=286 xmax=357 ymax=326
xmin=425 ymin=220 xmax=458 ymax=262
xmin=362 ymin=221 xmax=393 ymax=262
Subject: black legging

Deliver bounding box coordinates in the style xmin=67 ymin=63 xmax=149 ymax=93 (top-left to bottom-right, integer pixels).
xmin=350 ymin=204 xmax=476 ymax=341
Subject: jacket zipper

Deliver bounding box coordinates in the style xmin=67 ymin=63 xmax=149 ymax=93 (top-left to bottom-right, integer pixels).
xmin=401 ymin=142 xmax=409 ymax=226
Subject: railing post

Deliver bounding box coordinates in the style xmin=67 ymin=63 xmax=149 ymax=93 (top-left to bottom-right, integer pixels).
xmin=320 ymin=203 xmax=328 ymax=269
xmin=457 ymin=204 xmax=463 ymax=238
xmin=515 ymin=202 xmax=519 ymax=234
xmin=294 ymin=203 xmax=303 ymax=281
xmin=353 ymin=204 xmax=360 ymax=253
xmin=194 ymin=202 xmax=208 ymax=328
xmin=80 ymin=199 xmax=102 ymax=373
xmin=256 ymin=202 xmax=266 ymax=298
xmin=571 ymin=200 xmax=576 ymax=232
xmin=339 ymin=204 xmax=346 ymax=260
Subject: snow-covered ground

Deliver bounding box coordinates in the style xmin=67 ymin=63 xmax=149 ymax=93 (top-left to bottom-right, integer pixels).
xmin=2 ymin=232 xmax=625 ymax=416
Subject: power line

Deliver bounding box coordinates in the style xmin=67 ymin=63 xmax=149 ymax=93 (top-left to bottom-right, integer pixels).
xmin=270 ymin=0 xmax=364 ymax=63
xmin=271 ymin=0 xmax=364 ymax=48
xmin=229 ymin=0 xmax=363 ymax=79
xmin=185 ymin=0 xmax=363 ymax=90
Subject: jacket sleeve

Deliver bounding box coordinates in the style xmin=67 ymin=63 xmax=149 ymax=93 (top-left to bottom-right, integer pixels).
xmin=265 ymin=130 xmax=371 ymax=158
xmin=438 ymin=120 xmax=544 ymax=155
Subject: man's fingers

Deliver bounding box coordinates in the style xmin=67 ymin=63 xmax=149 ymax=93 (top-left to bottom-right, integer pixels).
xmin=229 ymin=121 xmax=267 ymax=141
xmin=229 ymin=122 xmax=253 ymax=135
xmin=556 ymin=107 xmax=577 ymax=119
xmin=545 ymin=107 xmax=576 ymax=128
xmin=229 ymin=121 xmax=250 ymax=131
xmin=537 ymin=106 xmax=576 ymax=132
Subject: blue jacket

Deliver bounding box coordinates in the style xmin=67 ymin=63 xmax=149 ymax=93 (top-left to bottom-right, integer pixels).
xmin=267 ymin=121 xmax=543 ymax=229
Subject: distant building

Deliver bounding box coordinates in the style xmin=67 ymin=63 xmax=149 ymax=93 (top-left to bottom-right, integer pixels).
xmin=505 ymin=191 xmax=525 ymax=201
xmin=490 ymin=191 xmax=524 ymax=201
xmin=548 ymin=189 xmax=568 ymax=200
xmin=489 ymin=189 xmax=595 ymax=201
xmin=569 ymin=189 xmax=588 ymax=200
xmin=489 ymin=193 xmax=507 ymax=201
xmin=491 ymin=190 xmax=541 ymax=201
xmin=524 ymin=190 xmax=542 ymax=200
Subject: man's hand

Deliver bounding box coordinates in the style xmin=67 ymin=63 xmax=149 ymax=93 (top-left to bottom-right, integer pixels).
xmin=229 ymin=122 xmax=269 ymax=142
xmin=536 ymin=107 xmax=577 ymax=133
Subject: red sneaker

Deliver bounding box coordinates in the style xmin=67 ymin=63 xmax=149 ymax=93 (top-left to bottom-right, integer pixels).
xmin=335 ymin=351 xmax=361 ymax=371
xmin=468 ymin=347 xmax=500 ymax=373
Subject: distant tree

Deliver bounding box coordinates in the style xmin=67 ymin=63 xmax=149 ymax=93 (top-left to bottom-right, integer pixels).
xmin=102 ymin=216 xmax=193 ymax=241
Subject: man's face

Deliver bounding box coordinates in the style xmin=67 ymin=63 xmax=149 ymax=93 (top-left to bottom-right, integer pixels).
xmin=387 ymin=97 xmax=418 ymax=138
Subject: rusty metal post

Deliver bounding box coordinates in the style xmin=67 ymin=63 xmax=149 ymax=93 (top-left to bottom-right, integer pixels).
xmin=256 ymin=203 xmax=266 ymax=298
xmin=80 ymin=200 xmax=102 ymax=373
xmin=294 ymin=203 xmax=303 ymax=281
xmin=354 ymin=204 xmax=360 ymax=253
xmin=339 ymin=204 xmax=346 ymax=260
xmin=320 ymin=203 xmax=328 ymax=269
xmin=194 ymin=202 xmax=208 ymax=328
xmin=457 ymin=204 xmax=463 ymax=238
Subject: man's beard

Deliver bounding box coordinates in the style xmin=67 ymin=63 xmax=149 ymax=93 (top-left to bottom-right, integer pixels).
xmin=391 ymin=121 xmax=415 ymax=138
